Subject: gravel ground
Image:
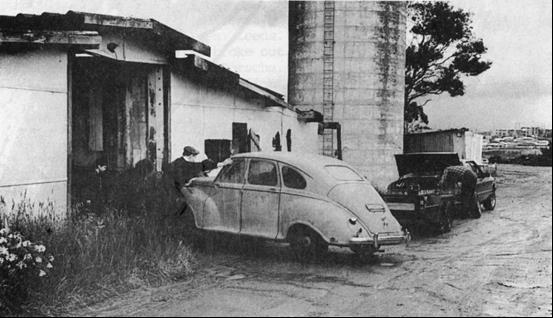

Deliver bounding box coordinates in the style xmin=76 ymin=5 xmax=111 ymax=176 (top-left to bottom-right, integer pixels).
xmin=74 ymin=164 xmax=552 ymax=317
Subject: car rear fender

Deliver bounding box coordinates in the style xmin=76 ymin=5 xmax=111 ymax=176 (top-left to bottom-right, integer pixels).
xmin=279 ymin=195 xmax=371 ymax=246
xmin=328 ymin=182 xmax=404 ymax=235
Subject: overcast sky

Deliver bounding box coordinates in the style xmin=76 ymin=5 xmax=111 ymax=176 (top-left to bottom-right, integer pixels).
xmin=3 ymin=0 xmax=551 ymax=130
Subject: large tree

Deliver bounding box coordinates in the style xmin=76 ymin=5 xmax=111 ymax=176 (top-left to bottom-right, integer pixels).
xmin=405 ymin=1 xmax=492 ymax=131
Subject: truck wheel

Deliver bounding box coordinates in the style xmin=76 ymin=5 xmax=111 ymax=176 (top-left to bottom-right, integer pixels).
xmin=288 ymin=226 xmax=328 ymax=260
xmin=483 ymin=192 xmax=496 ymax=211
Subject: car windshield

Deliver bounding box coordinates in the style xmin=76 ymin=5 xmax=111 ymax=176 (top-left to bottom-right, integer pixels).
xmin=324 ymin=165 xmax=363 ymax=181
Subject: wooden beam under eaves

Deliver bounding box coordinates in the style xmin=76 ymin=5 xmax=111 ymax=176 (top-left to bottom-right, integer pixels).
xmin=0 ymin=30 xmax=101 ymax=49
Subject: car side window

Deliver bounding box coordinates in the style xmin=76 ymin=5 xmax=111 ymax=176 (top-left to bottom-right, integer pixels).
xmin=282 ymin=166 xmax=306 ymax=189
xmin=217 ymin=160 xmax=245 ymax=184
xmin=247 ymin=160 xmax=278 ymax=186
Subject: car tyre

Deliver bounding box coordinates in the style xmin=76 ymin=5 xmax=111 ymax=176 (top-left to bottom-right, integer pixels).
xmin=482 ymin=191 xmax=496 ymax=211
xmin=288 ymin=226 xmax=328 ymax=260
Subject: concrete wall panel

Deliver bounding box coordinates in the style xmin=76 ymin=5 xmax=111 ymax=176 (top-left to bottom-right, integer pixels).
xmin=0 ymin=48 xmax=67 ymax=218
xmin=170 ymin=72 xmax=319 ymax=162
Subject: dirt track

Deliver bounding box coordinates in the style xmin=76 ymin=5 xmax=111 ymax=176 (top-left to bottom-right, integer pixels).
xmin=76 ymin=164 xmax=552 ymax=317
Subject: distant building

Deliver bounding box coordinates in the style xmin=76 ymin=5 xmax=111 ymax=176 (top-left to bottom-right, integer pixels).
xmin=494 ymin=128 xmax=519 ymax=138
xmin=520 ymin=126 xmax=541 ymax=137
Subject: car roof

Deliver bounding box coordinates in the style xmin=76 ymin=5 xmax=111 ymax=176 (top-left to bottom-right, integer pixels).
xmin=232 ymin=152 xmax=348 ymax=169
xmin=399 ymin=152 xmax=458 ymax=156
xmin=231 ymin=152 xmax=358 ymax=186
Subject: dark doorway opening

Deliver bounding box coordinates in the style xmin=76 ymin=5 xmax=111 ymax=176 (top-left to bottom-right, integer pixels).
xmin=70 ymin=55 xmax=169 ymax=205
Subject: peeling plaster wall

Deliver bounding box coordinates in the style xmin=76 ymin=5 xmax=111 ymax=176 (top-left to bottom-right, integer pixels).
xmin=170 ymin=71 xmax=319 ymax=161
xmin=0 ymin=48 xmax=68 ymax=218
xmin=289 ymin=1 xmax=406 ymax=188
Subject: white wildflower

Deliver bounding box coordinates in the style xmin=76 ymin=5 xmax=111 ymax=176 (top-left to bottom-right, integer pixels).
xmin=35 ymin=256 xmax=42 ymax=263
xmin=38 ymin=270 xmax=46 ymax=277
xmin=48 ymin=255 xmax=54 ymax=262
xmin=35 ymin=244 xmax=46 ymax=253
xmin=0 ymin=228 xmax=8 ymax=235
xmin=22 ymin=240 xmax=31 ymax=247
xmin=7 ymin=253 xmax=17 ymax=262
xmin=0 ymin=246 xmax=8 ymax=256
xmin=24 ymin=253 xmax=33 ymax=261
xmin=0 ymin=237 xmax=7 ymax=244
xmin=16 ymin=261 xmax=25 ymax=269
xmin=46 ymin=263 xmax=53 ymax=269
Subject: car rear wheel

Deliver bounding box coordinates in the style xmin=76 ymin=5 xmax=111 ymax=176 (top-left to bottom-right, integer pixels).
xmin=288 ymin=226 xmax=328 ymax=260
xmin=483 ymin=192 xmax=496 ymax=211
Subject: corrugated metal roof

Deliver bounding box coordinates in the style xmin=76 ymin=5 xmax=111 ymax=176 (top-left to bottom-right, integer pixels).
xmin=175 ymin=53 xmax=291 ymax=109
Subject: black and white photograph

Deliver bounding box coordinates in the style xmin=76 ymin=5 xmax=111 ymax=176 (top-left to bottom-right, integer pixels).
xmin=0 ymin=0 xmax=551 ymax=316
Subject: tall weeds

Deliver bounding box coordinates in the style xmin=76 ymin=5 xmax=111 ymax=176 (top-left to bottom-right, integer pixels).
xmin=0 ymin=172 xmax=197 ymax=315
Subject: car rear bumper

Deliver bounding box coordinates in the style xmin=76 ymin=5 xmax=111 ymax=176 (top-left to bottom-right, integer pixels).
xmin=349 ymin=232 xmax=409 ymax=249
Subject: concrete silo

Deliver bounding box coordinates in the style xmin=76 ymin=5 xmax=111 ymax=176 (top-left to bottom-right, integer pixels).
xmin=288 ymin=1 xmax=406 ymax=188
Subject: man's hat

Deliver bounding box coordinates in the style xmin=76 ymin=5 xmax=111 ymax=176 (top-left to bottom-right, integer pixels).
xmin=182 ymin=146 xmax=199 ymax=156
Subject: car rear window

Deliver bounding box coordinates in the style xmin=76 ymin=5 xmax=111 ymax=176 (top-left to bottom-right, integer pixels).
xmin=324 ymin=165 xmax=363 ymax=181
xmin=282 ymin=166 xmax=307 ymax=189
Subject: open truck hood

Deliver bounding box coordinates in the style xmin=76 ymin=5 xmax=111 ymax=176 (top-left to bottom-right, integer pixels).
xmin=395 ymin=152 xmax=461 ymax=177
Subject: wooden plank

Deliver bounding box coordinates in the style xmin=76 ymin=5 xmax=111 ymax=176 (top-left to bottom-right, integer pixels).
xmin=67 ymin=51 xmax=73 ymax=214
xmin=147 ymin=66 xmax=165 ymax=171
xmin=0 ymin=31 xmax=101 ymax=48
xmin=128 ymin=73 xmax=148 ymax=167
xmin=82 ymin=13 xmax=153 ymax=29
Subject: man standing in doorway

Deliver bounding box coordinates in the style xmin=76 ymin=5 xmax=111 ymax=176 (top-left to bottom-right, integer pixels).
xmin=440 ymin=165 xmax=481 ymax=219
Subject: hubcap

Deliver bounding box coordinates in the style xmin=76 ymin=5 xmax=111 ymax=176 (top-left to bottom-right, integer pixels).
xmin=299 ymin=236 xmax=312 ymax=247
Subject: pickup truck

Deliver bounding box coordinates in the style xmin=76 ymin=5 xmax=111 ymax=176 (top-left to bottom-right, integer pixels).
xmin=382 ymin=153 xmax=496 ymax=234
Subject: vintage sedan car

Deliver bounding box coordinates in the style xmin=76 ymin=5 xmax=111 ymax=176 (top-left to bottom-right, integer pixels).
xmin=382 ymin=153 xmax=497 ymax=233
xmin=181 ymin=152 xmax=408 ymax=257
